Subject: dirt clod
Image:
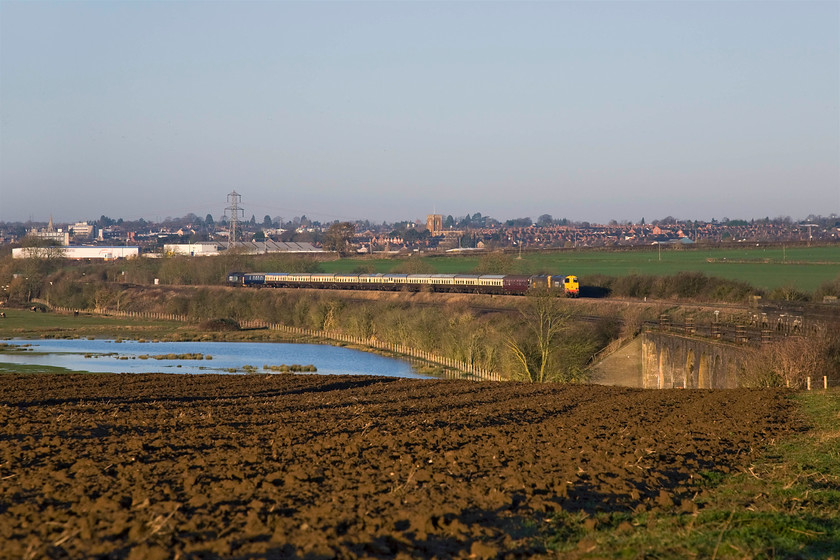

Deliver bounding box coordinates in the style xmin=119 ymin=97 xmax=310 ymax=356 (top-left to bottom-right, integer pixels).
xmin=0 ymin=373 xmax=796 ymax=558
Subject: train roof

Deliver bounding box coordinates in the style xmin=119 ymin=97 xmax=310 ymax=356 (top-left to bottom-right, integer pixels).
xmin=233 ymin=271 xmax=574 ymax=280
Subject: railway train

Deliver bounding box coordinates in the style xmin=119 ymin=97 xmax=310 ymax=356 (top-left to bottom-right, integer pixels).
xmin=226 ymin=272 xmax=580 ymax=297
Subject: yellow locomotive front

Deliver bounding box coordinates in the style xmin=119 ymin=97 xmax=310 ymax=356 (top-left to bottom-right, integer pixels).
xmin=528 ymin=275 xmax=580 ymax=297
xmin=563 ymin=275 xmax=580 ymax=297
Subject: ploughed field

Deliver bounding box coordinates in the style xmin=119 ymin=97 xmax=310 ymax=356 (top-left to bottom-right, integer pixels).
xmin=0 ymin=374 xmax=797 ymax=559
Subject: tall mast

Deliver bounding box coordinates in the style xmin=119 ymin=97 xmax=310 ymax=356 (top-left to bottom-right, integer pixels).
xmin=224 ymin=191 xmax=244 ymax=249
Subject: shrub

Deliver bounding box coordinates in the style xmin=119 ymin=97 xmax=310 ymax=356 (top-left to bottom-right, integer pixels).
xmin=583 ymin=272 xmax=758 ymax=303
xmin=630 ymin=274 xmax=659 ymax=298
xmin=199 ymin=318 xmax=241 ymax=331
xmin=814 ymin=273 xmax=840 ymax=300
xmin=740 ymin=329 xmax=840 ymax=388
xmin=769 ymin=284 xmax=810 ymax=302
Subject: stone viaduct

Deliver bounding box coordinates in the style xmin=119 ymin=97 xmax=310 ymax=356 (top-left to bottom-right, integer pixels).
xmin=640 ymin=312 xmax=809 ymax=389
xmin=642 ymin=331 xmax=745 ymax=389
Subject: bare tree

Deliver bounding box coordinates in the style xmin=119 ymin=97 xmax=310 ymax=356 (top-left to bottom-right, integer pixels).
xmin=740 ymin=327 xmax=839 ymax=388
xmin=506 ymin=290 xmax=574 ymax=383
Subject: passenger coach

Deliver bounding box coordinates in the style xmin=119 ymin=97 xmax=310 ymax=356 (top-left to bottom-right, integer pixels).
xmin=228 ymin=272 xmax=580 ymax=297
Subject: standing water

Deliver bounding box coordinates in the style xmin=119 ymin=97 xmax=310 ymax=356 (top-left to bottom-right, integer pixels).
xmin=1 ymin=339 xmax=434 ymax=379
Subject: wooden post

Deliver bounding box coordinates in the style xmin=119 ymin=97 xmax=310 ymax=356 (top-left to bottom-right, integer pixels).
xmin=807 ymin=376 xmax=811 ymax=391
xmin=825 ymin=376 xmax=829 ymax=390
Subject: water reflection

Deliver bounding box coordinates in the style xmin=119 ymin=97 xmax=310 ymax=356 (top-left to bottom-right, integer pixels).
xmin=2 ymin=339 xmax=433 ymax=379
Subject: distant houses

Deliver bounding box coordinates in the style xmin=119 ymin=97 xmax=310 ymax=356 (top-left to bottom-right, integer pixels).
xmin=3 ymin=213 xmax=838 ymax=258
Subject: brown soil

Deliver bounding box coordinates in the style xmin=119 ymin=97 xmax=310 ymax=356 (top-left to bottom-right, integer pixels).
xmin=0 ymin=374 xmax=797 ymax=559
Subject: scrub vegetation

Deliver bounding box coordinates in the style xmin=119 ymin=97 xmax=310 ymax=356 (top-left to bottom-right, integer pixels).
xmin=740 ymin=328 xmax=840 ymax=389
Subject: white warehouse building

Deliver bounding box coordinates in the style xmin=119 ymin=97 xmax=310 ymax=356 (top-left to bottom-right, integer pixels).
xmin=164 ymin=242 xmax=223 ymax=256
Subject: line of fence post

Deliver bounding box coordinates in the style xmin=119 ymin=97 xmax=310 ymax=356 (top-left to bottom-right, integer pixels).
xmin=806 ymin=376 xmax=831 ymax=390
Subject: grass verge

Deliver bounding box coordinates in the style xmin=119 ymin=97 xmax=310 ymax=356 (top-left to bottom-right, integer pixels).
xmin=537 ymin=390 xmax=840 ymax=558
xmin=0 ymin=308 xmax=184 ymax=340
xmin=0 ymin=309 xmax=299 ymax=343
xmin=0 ymin=362 xmax=85 ymax=374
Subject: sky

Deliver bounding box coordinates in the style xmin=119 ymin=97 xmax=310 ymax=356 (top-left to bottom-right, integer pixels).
xmin=1 ymin=1 xmax=838 ymax=225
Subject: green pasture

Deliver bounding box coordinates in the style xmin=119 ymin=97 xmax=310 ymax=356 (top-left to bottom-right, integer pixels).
xmin=0 ymin=309 xmax=184 ymax=340
xmin=522 ymin=246 xmax=840 ymax=292
xmin=0 ymin=362 xmax=82 ymax=374
xmin=321 ymin=246 xmax=840 ymax=292
xmin=322 ymin=258 xmax=399 ymax=274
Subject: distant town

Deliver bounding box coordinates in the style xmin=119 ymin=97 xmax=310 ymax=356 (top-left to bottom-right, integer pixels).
xmin=2 ymin=195 xmax=838 ymax=260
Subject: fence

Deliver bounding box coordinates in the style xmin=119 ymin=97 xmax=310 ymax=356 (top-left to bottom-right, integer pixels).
xmin=651 ymin=313 xmax=808 ymax=347
xmin=806 ymin=376 xmax=840 ymax=390
xmin=51 ymin=306 xmax=504 ymax=382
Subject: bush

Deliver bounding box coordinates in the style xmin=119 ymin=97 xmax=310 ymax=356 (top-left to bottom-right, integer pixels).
xmin=614 ymin=274 xmax=654 ymax=299
xmin=768 ymin=284 xmax=810 ymax=302
xmin=670 ymin=271 xmax=710 ymax=299
xmin=740 ymin=329 xmax=840 ymax=388
xmin=199 ymin=318 xmax=241 ymax=331
xmin=581 ymin=272 xmax=758 ymax=303
xmin=814 ymin=273 xmax=840 ymax=301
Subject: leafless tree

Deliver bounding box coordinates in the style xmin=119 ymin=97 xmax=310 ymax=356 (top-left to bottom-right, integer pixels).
xmin=506 ymin=290 xmax=573 ymax=383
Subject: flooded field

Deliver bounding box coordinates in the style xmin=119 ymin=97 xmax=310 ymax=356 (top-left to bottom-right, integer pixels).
xmin=0 ymin=339 xmax=426 ymax=378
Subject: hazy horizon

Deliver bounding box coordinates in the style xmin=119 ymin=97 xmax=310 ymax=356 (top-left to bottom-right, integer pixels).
xmin=0 ymin=208 xmax=836 ymax=228
xmin=2 ymin=1 xmax=838 ymax=225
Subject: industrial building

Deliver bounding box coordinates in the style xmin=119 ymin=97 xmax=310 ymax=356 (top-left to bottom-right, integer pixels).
xmin=231 ymin=241 xmax=322 ymax=254
xmin=163 ymin=240 xmax=322 ymax=256
xmin=163 ymin=242 xmax=224 ymax=256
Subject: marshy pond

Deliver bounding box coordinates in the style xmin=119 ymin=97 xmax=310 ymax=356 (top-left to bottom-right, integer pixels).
xmin=0 ymin=339 xmax=432 ymax=379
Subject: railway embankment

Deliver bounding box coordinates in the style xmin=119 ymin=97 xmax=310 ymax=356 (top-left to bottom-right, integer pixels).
xmin=11 ymin=279 xmax=839 ymax=388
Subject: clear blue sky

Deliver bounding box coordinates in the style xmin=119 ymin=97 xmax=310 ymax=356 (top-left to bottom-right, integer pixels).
xmin=1 ymin=1 xmax=838 ymax=225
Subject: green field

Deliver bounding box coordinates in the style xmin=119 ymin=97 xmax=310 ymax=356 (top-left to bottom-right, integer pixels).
xmin=0 ymin=309 xmax=184 ymax=340
xmin=320 ymin=246 xmax=840 ymax=292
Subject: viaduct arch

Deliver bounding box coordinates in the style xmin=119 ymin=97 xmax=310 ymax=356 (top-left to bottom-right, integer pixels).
xmin=641 ymin=331 xmax=746 ymax=389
